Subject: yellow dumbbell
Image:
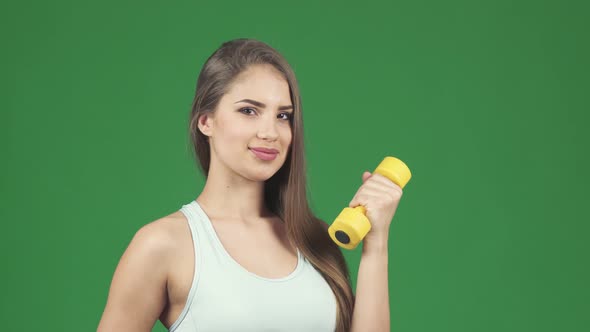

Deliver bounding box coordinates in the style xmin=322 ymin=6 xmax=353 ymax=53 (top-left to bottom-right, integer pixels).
xmin=328 ymin=156 xmax=412 ymax=250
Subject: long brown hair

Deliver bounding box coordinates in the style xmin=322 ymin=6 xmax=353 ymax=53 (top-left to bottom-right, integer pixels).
xmin=187 ymin=38 xmax=354 ymax=331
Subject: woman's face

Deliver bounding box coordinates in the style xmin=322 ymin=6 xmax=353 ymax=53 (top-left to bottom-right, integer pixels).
xmin=199 ymin=64 xmax=293 ymax=182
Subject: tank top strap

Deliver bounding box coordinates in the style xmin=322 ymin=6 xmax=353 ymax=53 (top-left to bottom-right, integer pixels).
xmin=179 ymin=199 xmax=228 ymax=269
xmin=170 ymin=200 xmax=226 ymax=332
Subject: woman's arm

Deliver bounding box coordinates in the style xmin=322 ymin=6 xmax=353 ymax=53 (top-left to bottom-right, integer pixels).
xmin=347 ymin=171 xmax=404 ymax=332
xmin=97 ymin=222 xmax=172 ymax=332
xmin=350 ymin=233 xmax=390 ymax=332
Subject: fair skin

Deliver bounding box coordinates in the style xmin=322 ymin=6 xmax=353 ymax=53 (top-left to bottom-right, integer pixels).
xmin=97 ymin=63 xmax=403 ymax=332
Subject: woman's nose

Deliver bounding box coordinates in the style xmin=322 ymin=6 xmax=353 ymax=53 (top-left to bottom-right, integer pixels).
xmin=256 ymin=115 xmax=279 ymax=141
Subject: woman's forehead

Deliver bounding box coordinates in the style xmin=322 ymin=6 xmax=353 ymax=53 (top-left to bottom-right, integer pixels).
xmin=224 ymin=67 xmax=291 ymax=105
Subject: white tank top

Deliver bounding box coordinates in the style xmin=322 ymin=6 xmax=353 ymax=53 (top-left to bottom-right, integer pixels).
xmin=168 ymin=199 xmax=338 ymax=332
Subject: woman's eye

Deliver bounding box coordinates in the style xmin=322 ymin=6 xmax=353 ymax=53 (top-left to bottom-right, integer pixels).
xmin=240 ymin=107 xmax=291 ymax=122
xmin=279 ymin=113 xmax=292 ymax=121
xmin=240 ymin=107 xmax=256 ymax=115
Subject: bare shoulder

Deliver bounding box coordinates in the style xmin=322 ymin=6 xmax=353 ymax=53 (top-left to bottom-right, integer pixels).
xmin=97 ymin=209 xmax=190 ymax=332
xmin=129 ymin=211 xmax=187 ymax=259
xmin=141 ymin=210 xmax=189 ymax=244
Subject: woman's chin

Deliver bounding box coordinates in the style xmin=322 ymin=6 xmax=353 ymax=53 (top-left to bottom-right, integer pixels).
xmin=247 ymin=168 xmax=279 ymax=182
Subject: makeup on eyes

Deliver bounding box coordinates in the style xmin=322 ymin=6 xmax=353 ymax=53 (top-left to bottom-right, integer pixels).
xmin=238 ymin=107 xmax=292 ymax=121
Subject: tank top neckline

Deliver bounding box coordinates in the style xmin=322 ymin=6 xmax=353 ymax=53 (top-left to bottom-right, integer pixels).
xmin=187 ymin=199 xmax=304 ymax=283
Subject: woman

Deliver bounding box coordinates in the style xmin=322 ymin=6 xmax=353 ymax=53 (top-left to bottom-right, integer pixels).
xmin=97 ymin=38 xmax=403 ymax=332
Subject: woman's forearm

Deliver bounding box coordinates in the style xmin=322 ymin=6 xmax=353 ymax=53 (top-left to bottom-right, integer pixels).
xmin=350 ymin=234 xmax=391 ymax=332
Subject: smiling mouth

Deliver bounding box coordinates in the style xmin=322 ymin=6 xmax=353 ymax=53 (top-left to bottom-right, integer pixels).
xmin=249 ymin=148 xmax=278 ymax=161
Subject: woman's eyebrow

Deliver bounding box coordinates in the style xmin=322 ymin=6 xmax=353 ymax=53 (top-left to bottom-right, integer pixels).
xmin=234 ymin=99 xmax=293 ymax=111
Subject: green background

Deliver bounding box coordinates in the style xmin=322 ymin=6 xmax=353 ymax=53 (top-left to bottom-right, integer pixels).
xmin=1 ymin=0 xmax=588 ymax=331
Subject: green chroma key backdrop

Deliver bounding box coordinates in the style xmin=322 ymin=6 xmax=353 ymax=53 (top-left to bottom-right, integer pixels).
xmin=1 ymin=0 xmax=588 ymax=331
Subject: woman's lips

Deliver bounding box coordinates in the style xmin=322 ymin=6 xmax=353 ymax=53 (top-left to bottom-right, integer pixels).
xmin=249 ymin=148 xmax=278 ymax=161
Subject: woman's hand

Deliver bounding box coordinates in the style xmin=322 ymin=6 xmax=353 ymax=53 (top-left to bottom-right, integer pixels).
xmin=348 ymin=171 xmax=404 ymax=253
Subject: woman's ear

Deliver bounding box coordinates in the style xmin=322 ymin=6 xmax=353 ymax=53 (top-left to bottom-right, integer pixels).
xmin=197 ymin=113 xmax=213 ymax=138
